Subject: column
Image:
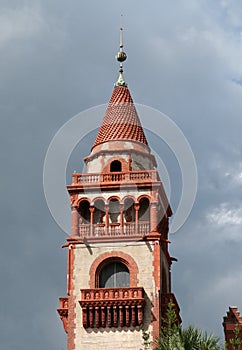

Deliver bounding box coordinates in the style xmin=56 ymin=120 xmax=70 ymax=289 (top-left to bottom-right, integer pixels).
xmin=82 ymin=306 xmax=88 ymax=328
xmin=107 ymin=306 xmax=112 ymax=327
xmin=71 ymin=206 xmax=79 ymax=238
xmin=95 ymin=307 xmax=100 ymax=328
xmin=125 ymin=305 xmax=130 ymax=327
xmin=89 ymin=306 xmax=94 ymax=328
xmin=138 ymin=305 xmax=143 ymax=325
xmin=120 ymin=204 xmax=124 ymax=235
xmin=131 ymin=305 xmax=136 ymax=327
xmin=89 ymin=206 xmax=95 ymax=237
xmin=119 ymin=305 xmax=124 ymax=327
xmin=150 ymin=202 xmax=158 ymax=232
xmin=113 ymin=306 xmax=118 ymax=327
xmin=134 ymin=204 xmax=140 ymax=235
xmin=105 ymin=205 xmax=109 ymax=235
xmin=101 ymin=306 xmax=106 ymax=327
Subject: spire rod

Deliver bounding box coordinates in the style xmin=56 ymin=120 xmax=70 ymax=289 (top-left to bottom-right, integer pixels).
xmin=115 ymin=15 xmax=127 ymax=87
xmin=119 ymin=15 xmax=123 ymax=49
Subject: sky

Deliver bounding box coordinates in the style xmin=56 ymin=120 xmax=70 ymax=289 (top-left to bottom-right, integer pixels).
xmin=1 ymin=0 xmax=242 ymax=349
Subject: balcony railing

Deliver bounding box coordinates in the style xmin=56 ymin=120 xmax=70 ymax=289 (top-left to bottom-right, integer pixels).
xmin=79 ymin=221 xmax=150 ymax=240
xmin=79 ymin=287 xmax=145 ymax=329
xmin=72 ymin=170 xmax=159 ymax=185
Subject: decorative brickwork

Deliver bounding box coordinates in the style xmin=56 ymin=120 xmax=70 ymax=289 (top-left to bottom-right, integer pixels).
xmin=223 ymin=307 xmax=242 ymax=350
xmin=79 ymin=287 xmax=145 ymax=329
xmin=58 ymin=297 xmax=69 ymax=333
xmin=59 ymin=43 xmax=180 ymax=349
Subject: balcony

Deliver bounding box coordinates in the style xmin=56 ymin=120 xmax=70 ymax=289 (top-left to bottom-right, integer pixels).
xmin=71 ymin=170 xmax=159 ymax=186
xmin=79 ymin=221 xmax=150 ymax=240
xmin=57 ymin=297 xmax=69 ymax=333
xmin=79 ymin=287 xmax=145 ymax=329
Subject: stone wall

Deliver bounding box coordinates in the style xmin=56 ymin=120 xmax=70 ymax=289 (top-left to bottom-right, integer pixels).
xmin=73 ymin=241 xmax=159 ymax=350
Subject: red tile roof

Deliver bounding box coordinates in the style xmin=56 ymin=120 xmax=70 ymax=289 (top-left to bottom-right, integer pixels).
xmin=92 ymin=86 xmax=148 ymax=149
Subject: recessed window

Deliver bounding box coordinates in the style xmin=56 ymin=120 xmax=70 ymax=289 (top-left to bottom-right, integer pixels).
xmin=94 ymin=199 xmax=105 ymax=224
xmin=139 ymin=198 xmax=150 ymax=221
xmin=99 ymin=262 xmax=130 ymax=288
xmin=124 ymin=198 xmax=135 ymax=222
xmin=79 ymin=200 xmax=90 ymax=223
xmin=110 ymin=160 xmax=122 ymax=172
xmin=109 ymin=199 xmax=120 ymax=223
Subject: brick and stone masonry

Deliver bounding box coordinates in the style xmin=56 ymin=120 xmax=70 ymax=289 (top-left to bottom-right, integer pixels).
xmin=57 ymin=34 xmax=181 ymax=350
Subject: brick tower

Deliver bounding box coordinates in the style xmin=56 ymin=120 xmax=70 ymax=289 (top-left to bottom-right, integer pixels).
xmin=223 ymin=307 xmax=242 ymax=349
xmin=58 ymin=28 xmax=180 ymax=350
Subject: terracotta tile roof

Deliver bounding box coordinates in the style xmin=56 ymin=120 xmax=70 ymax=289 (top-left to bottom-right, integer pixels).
xmin=92 ymin=86 xmax=148 ymax=149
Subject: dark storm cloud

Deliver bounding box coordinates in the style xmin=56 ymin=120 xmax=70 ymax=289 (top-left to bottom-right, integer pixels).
xmin=1 ymin=1 xmax=242 ymax=348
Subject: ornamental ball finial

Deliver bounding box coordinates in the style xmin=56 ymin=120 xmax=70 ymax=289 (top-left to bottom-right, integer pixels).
xmin=115 ymin=16 xmax=127 ymax=86
xmin=116 ymin=51 xmax=127 ymax=62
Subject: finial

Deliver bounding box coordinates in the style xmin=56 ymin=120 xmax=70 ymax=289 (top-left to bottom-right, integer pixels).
xmin=115 ymin=15 xmax=127 ymax=87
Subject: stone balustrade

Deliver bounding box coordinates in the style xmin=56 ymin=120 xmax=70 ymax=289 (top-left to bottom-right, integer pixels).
xmin=79 ymin=221 xmax=150 ymax=240
xmin=72 ymin=170 xmax=159 ymax=185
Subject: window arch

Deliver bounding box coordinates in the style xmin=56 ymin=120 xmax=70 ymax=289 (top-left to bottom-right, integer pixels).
xmin=110 ymin=160 xmax=122 ymax=172
xmin=99 ymin=261 xmax=130 ymax=288
xmin=89 ymin=252 xmax=139 ymax=288
xmin=124 ymin=197 xmax=135 ymax=222
xmin=138 ymin=197 xmax=150 ymax=222
xmin=79 ymin=200 xmax=90 ymax=223
xmin=109 ymin=198 xmax=120 ymax=223
xmin=93 ymin=199 xmax=105 ymax=224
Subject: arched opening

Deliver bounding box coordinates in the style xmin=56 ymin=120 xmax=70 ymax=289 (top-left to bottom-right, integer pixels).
xmin=124 ymin=197 xmax=135 ymax=235
xmin=79 ymin=200 xmax=90 ymax=223
xmin=93 ymin=199 xmax=105 ymax=236
xmin=90 ymin=251 xmax=139 ymax=288
xmin=109 ymin=199 xmax=120 ymax=223
xmin=138 ymin=198 xmax=150 ymax=222
xmin=138 ymin=198 xmax=150 ymax=235
xmin=94 ymin=199 xmax=105 ymax=224
xmin=124 ymin=198 xmax=135 ymax=222
xmin=99 ymin=261 xmax=130 ymax=288
xmin=110 ymin=160 xmax=122 ymax=172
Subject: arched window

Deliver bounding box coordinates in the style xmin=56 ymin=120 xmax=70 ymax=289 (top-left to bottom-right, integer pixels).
xmin=93 ymin=199 xmax=105 ymax=224
xmin=139 ymin=198 xmax=150 ymax=221
xmin=99 ymin=262 xmax=130 ymax=288
xmin=110 ymin=160 xmax=122 ymax=172
xmin=79 ymin=200 xmax=90 ymax=223
xmin=109 ymin=199 xmax=120 ymax=223
xmin=124 ymin=198 xmax=135 ymax=222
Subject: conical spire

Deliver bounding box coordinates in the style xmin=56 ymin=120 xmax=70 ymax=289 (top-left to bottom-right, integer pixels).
xmin=92 ymin=20 xmax=148 ymax=150
xmin=92 ymin=85 xmax=148 ymax=149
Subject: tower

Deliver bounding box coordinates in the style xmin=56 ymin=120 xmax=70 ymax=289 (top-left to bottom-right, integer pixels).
xmin=58 ymin=28 xmax=181 ymax=350
xmin=223 ymin=307 xmax=242 ymax=349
